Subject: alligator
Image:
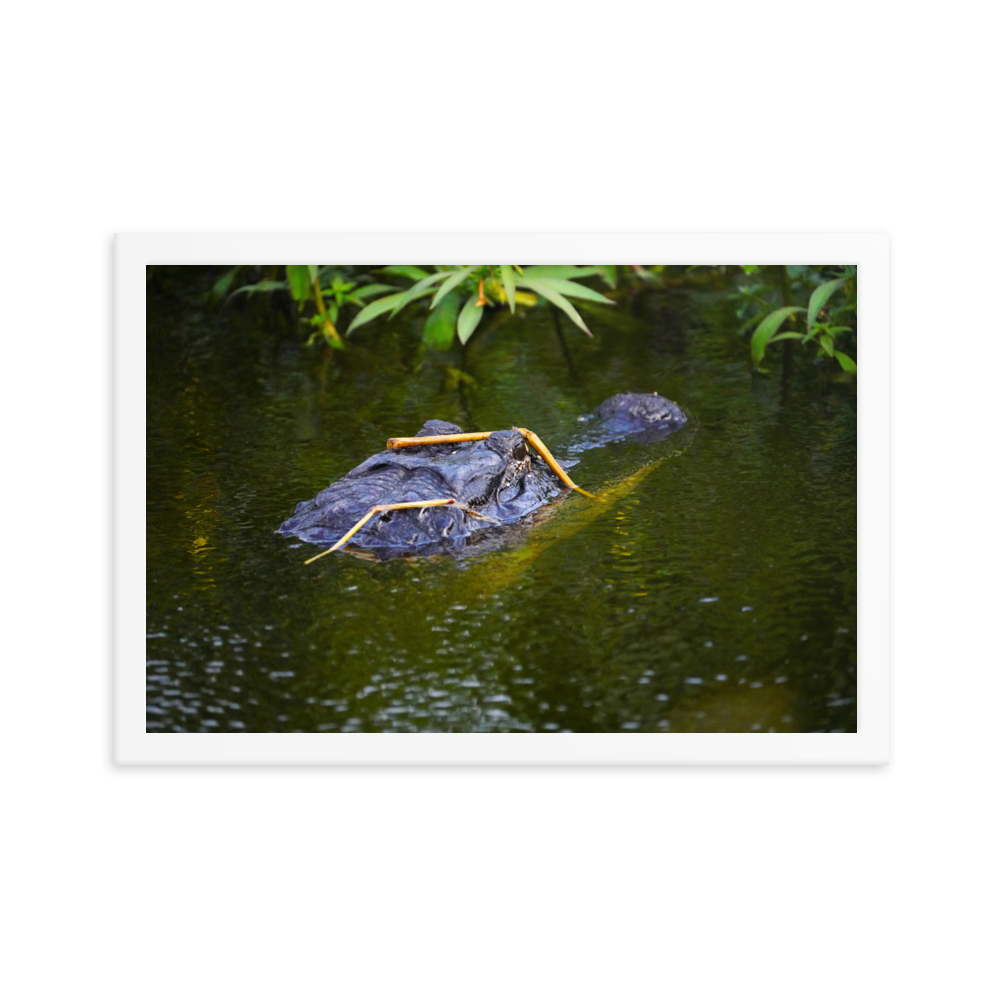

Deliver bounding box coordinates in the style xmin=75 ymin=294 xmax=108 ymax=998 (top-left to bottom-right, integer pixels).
xmin=278 ymin=392 xmax=687 ymax=560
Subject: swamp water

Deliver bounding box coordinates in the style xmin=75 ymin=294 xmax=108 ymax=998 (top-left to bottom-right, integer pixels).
xmin=146 ymin=268 xmax=857 ymax=733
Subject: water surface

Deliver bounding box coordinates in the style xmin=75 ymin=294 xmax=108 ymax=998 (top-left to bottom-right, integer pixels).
xmin=146 ymin=267 xmax=857 ymax=733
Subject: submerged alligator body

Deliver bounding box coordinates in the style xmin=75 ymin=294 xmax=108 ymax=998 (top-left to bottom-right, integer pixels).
xmin=278 ymin=392 xmax=686 ymax=557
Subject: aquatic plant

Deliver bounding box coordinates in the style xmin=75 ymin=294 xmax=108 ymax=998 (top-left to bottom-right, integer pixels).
xmin=738 ymin=265 xmax=857 ymax=372
xmin=213 ymin=264 xmax=618 ymax=353
xmin=218 ymin=265 xmax=397 ymax=348
xmin=346 ymin=265 xmax=616 ymax=349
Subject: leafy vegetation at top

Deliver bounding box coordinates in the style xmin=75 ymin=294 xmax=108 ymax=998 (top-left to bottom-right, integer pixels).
xmin=213 ymin=264 xmax=619 ymax=352
xmin=736 ymin=265 xmax=857 ymax=372
xmin=346 ymin=265 xmax=617 ymax=349
xmin=214 ymin=265 xmax=398 ymax=348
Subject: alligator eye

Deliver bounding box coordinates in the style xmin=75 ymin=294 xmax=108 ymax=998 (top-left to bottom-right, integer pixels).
xmin=513 ymin=442 xmax=527 ymax=461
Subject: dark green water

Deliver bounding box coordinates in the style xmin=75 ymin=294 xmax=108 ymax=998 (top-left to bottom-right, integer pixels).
xmin=146 ymin=267 xmax=856 ymax=733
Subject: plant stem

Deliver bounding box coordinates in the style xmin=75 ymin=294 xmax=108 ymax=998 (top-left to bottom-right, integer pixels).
xmin=312 ymin=278 xmax=343 ymax=348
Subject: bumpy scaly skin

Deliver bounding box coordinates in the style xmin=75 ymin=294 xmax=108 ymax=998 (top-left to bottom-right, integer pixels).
xmin=278 ymin=392 xmax=686 ymax=552
xmin=570 ymin=391 xmax=687 ymax=452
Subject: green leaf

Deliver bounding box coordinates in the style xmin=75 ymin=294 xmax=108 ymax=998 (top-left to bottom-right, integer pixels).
xmin=381 ymin=265 xmax=431 ymax=281
xmin=389 ymin=271 xmax=450 ymax=317
xmin=750 ymin=306 xmax=806 ymax=367
xmin=596 ymin=265 xmax=618 ymax=288
xmin=769 ymin=332 xmax=804 ymax=342
xmin=211 ymin=266 xmax=241 ymax=300
xmin=807 ymin=278 xmax=847 ymax=334
xmin=457 ymin=294 xmax=485 ymax=345
xmin=307 ymin=265 xmax=319 ymax=283
xmin=834 ymin=351 xmax=857 ymax=373
xmin=229 ymin=279 xmax=288 ymax=298
xmin=517 ymin=277 xmax=593 ymax=337
xmin=521 ymin=265 xmax=604 ymax=280
xmin=352 ymin=283 xmax=403 ymax=300
xmin=422 ymin=291 xmax=462 ymax=350
xmin=430 ymin=265 xmax=478 ymax=310
xmin=521 ymin=276 xmax=615 ymax=306
xmin=499 ymin=265 xmax=518 ymax=313
xmin=286 ymin=266 xmax=313 ymax=302
xmin=346 ymin=291 xmax=408 ymax=335
xmin=819 ymin=334 xmax=834 ymax=355
xmin=829 ymin=304 xmax=857 ymax=322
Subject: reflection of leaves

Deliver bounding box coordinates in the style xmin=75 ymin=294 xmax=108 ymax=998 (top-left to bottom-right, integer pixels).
xmin=445 ymin=366 xmax=478 ymax=389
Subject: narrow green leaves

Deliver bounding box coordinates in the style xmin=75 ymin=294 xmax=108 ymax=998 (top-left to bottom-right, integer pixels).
xmin=381 ymin=266 xmax=430 ymax=281
xmin=352 ymin=283 xmax=403 ymax=300
xmin=517 ymin=277 xmax=593 ymax=337
xmin=286 ymin=265 xmax=313 ymax=302
xmin=807 ymin=278 xmax=847 ymax=334
xmin=430 ymin=265 xmax=478 ymax=310
xmin=229 ymin=280 xmax=287 ymax=298
xmin=524 ymin=276 xmax=615 ymax=306
xmin=520 ymin=265 xmax=605 ymax=280
xmin=499 ymin=265 xmax=517 ymax=313
xmin=457 ymin=294 xmax=485 ymax=345
xmin=389 ymin=271 xmax=450 ymax=317
xmin=834 ymin=351 xmax=857 ymax=373
xmin=750 ymin=306 xmax=806 ymax=367
xmin=422 ymin=292 xmax=462 ymax=350
xmin=346 ymin=291 xmax=408 ymax=335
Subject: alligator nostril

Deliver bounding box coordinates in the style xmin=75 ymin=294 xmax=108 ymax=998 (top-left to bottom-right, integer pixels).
xmin=513 ymin=442 xmax=527 ymax=461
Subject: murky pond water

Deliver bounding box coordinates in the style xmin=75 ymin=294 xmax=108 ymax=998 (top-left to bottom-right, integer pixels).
xmin=147 ymin=267 xmax=856 ymax=733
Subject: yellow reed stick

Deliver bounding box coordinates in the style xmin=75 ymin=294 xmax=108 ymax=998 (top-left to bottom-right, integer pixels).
xmin=303 ymin=498 xmax=458 ymax=564
xmin=386 ymin=429 xmax=597 ymax=499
